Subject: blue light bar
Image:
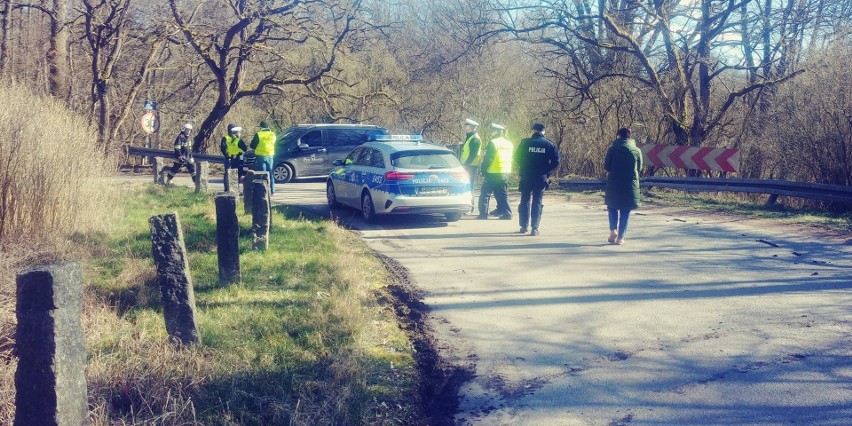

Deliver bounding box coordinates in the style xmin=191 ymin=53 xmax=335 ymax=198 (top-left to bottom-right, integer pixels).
xmin=370 ymin=134 xmax=423 ymax=142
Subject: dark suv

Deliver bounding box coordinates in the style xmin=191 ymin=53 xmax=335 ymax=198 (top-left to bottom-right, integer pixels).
xmin=247 ymin=124 xmax=388 ymax=183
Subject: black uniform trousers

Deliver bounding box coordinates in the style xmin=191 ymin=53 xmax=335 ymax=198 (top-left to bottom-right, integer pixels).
xmin=478 ymin=172 xmax=511 ymax=218
xmin=518 ymin=176 xmax=548 ymax=230
xmin=167 ymin=158 xmax=196 ymax=181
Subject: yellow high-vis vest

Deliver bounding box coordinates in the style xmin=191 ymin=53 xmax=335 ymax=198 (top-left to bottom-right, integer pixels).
xmin=254 ymin=130 xmax=276 ymax=156
xmin=224 ymin=135 xmax=243 ymax=156
xmin=486 ymin=137 xmax=513 ymax=174
xmin=460 ymin=133 xmax=481 ymax=165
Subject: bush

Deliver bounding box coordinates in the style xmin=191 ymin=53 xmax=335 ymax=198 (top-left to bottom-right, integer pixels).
xmin=0 ymin=81 xmax=115 ymax=244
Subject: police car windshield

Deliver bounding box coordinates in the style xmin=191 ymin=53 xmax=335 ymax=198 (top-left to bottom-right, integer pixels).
xmin=391 ymin=151 xmax=460 ymax=169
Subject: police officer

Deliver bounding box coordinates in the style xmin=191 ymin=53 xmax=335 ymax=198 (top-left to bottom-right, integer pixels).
xmin=459 ymin=118 xmax=482 ymax=213
xmin=514 ymin=122 xmax=560 ymax=235
xmin=250 ymin=120 xmax=277 ymax=194
xmin=165 ymin=123 xmax=196 ymax=184
xmin=478 ymin=123 xmax=513 ymax=220
xmin=221 ymin=123 xmax=248 ymax=176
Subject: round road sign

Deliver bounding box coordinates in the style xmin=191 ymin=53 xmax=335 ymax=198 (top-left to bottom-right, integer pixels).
xmin=140 ymin=112 xmax=160 ymax=134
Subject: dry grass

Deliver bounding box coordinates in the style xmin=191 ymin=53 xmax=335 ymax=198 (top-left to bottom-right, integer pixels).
xmin=0 ymin=80 xmax=115 ymax=243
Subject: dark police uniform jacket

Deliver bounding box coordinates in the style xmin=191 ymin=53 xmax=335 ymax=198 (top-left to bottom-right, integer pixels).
xmin=514 ymin=133 xmax=560 ymax=187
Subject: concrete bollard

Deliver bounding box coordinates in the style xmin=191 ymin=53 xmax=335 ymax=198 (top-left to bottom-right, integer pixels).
xmin=149 ymin=213 xmax=200 ymax=345
xmin=251 ymin=173 xmax=271 ymax=251
xmin=195 ymin=161 xmax=209 ymax=193
xmin=15 ymin=262 xmax=88 ymax=426
xmin=224 ymin=168 xmax=239 ymax=193
xmin=215 ymin=192 xmax=241 ymax=285
xmin=153 ymin=157 xmax=167 ymax=185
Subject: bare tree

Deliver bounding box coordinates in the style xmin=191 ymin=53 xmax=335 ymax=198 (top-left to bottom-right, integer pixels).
xmin=168 ymin=0 xmax=364 ymax=152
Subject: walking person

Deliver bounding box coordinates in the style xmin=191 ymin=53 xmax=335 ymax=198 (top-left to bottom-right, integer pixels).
xmin=165 ymin=123 xmax=197 ymax=184
xmin=514 ymin=122 xmax=560 ymax=236
xmin=604 ymin=127 xmax=643 ymax=244
xmin=477 ymin=123 xmax=514 ymax=220
xmin=220 ymin=123 xmax=248 ymax=181
xmin=250 ymin=121 xmax=277 ymax=194
xmin=459 ymin=118 xmax=482 ymax=214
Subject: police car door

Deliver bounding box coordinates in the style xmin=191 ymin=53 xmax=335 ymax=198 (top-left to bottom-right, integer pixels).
xmin=337 ymin=147 xmax=366 ymax=204
xmin=294 ymin=129 xmax=326 ymax=177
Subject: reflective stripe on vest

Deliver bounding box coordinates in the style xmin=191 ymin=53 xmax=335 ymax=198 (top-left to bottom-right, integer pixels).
xmin=254 ymin=130 xmax=276 ymax=156
xmin=486 ymin=137 xmax=513 ymax=174
xmin=460 ymin=133 xmax=480 ymax=165
xmin=225 ymin=135 xmax=243 ymax=156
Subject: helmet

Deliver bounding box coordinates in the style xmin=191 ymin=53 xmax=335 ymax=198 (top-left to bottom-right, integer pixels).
xmin=183 ymin=123 xmax=193 ymax=130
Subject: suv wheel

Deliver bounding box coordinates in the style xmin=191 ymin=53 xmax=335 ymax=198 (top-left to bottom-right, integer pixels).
xmin=273 ymin=163 xmax=294 ymax=183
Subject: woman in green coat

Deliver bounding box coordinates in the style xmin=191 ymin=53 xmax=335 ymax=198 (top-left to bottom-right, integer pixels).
xmin=604 ymin=127 xmax=642 ymax=244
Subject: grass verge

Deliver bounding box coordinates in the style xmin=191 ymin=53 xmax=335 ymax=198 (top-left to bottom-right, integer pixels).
xmin=2 ymin=181 xmax=422 ymax=425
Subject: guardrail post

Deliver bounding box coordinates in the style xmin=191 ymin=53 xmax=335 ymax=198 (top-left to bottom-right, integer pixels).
xmin=251 ymin=172 xmax=272 ymax=251
xmin=15 ymin=262 xmax=88 ymax=426
xmin=149 ymin=213 xmax=200 ymax=345
xmin=195 ymin=161 xmax=209 ymax=193
xmin=243 ymin=170 xmax=257 ymax=215
xmin=224 ymin=169 xmax=239 ymax=193
xmin=215 ymin=192 xmax=241 ymax=285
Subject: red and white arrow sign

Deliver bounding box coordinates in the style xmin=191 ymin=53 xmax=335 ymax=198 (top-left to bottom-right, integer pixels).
xmin=637 ymin=143 xmax=740 ymax=173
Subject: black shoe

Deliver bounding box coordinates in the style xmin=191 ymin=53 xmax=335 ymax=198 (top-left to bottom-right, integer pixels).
xmin=519 ymin=227 xmax=528 ymax=233
xmin=489 ymin=209 xmax=501 ymax=216
xmin=477 ymin=215 xmax=488 ymax=220
xmin=499 ymin=215 xmax=513 ymax=220
xmin=530 ymin=229 xmax=540 ymax=236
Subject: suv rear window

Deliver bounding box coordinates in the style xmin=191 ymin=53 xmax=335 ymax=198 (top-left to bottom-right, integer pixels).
xmin=391 ymin=150 xmax=460 ymax=169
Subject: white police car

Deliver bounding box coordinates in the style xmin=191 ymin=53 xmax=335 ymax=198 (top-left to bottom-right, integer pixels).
xmin=326 ymin=135 xmax=471 ymax=222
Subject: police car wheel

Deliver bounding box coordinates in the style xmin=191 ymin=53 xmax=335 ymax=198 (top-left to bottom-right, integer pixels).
xmin=444 ymin=212 xmax=462 ymax=222
xmin=327 ymin=182 xmax=342 ymax=208
xmin=361 ymin=191 xmax=376 ymax=222
xmin=272 ymin=163 xmax=294 ymax=183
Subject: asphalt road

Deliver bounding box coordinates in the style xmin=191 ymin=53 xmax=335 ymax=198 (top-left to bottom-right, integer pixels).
xmin=224 ymin=177 xmax=852 ymax=425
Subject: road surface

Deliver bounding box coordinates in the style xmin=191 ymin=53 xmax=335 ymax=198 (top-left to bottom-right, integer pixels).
xmin=217 ymin=177 xmax=852 ymax=424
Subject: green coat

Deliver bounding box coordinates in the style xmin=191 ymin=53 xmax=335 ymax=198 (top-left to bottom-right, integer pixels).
xmin=604 ymin=138 xmax=642 ymax=210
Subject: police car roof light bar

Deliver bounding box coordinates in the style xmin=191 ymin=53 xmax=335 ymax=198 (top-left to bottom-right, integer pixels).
xmin=370 ymin=134 xmax=423 ymax=142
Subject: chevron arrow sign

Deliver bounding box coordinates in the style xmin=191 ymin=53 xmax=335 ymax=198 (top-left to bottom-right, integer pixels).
xmin=636 ymin=143 xmax=740 ymax=173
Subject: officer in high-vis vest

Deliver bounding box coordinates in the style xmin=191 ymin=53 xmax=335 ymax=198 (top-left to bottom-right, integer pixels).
xmin=250 ymin=120 xmax=277 ymax=194
xmin=165 ymin=123 xmax=196 ymax=184
xmin=459 ymin=118 xmax=482 ymax=213
xmin=477 ymin=123 xmax=514 ymax=220
xmin=220 ymin=123 xmax=248 ymax=179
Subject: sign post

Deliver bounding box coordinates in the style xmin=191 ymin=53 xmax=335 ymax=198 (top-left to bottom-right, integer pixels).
xmin=140 ymin=101 xmax=159 ymax=166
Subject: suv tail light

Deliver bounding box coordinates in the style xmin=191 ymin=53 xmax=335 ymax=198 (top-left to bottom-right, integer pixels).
xmin=385 ymin=171 xmax=415 ymax=180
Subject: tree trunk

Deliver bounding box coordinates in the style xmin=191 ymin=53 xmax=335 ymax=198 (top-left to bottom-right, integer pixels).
xmin=0 ymin=0 xmax=10 ymax=74
xmin=47 ymin=0 xmax=68 ymax=97
xmin=193 ymin=102 xmax=231 ymax=153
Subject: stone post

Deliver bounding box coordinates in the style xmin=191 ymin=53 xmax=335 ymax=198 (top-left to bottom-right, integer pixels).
xmin=153 ymin=156 xmax=167 ymax=184
xmin=243 ymin=170 xmax=257 ymax=215
xmin=195 ymin=161 xmax=209 ymax=193
xmin=15 ymin=262 xmax=88 ymax=426
xmin=251 ymin=173 xmax=271 ymax=251
xmin=215 ymin=192 xmax=240 ymax=285
xmin=149 ymin=213 xmax=200 ymax=345
xmin=224 ymin=168 xmax=239 ymax=193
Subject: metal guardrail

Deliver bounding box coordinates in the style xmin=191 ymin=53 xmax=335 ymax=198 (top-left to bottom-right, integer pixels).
xmin=558 ymin=177 xmax=852 ymax=204
xmin=127 ymin=146 xmax=227 ymax=164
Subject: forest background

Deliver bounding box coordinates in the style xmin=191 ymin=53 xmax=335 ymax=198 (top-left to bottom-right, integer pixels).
xmin=2 ymin=0 xmax=851 ymax=186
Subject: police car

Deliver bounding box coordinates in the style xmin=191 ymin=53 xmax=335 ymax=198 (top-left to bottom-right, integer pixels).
xmin=326 ymin=135 xmax=471 ymax=222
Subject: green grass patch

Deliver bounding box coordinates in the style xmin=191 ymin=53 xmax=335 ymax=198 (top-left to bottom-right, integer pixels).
xmin=82 ymin=182 xmax=421 ymax=425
